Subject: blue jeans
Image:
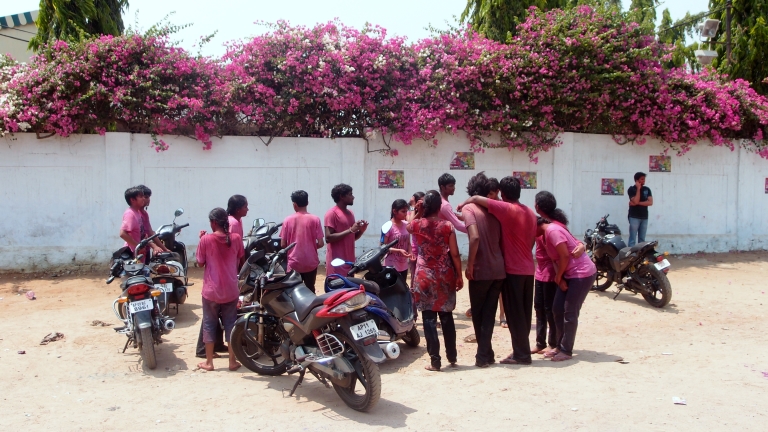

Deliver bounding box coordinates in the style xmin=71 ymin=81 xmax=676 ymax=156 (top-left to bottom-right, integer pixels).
xmin=628 ymin=217 xmax=648 ymax=247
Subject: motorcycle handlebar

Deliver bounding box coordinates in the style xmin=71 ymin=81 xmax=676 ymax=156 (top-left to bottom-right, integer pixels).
xmin=177 ymin=223 xmax=189 ymax=230
xmin=106 ymin=275 xmax=115 ymax=284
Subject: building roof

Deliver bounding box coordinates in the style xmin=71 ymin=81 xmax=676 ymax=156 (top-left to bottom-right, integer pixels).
xmin=0 ymin=10 xmax=38 ymax=29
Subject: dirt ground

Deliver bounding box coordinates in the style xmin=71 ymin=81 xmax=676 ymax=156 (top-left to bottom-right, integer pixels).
xmin=1 ymin=251 xmax=767 ymax=431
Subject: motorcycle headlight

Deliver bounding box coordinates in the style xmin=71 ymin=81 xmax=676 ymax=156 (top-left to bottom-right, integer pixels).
xmin=328 ymin=292 xmax=370 ymax=314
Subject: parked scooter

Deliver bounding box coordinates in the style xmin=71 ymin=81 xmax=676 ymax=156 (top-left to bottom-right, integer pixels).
xmin=147 ymin=208 xmax=190 ymax=314
xmin=584 ymin=214 xmax=672 ymax=308
xmin=107 ymin=230 xmax=185 ymax=369
xmin=326 ymin=221 xmax=420 ymax=358
xmin=230 ymin=243 xmax=385 ymax=412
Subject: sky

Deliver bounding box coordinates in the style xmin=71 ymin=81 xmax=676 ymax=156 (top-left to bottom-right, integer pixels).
xmin=4 ymin=0 xmax=711 ymax=57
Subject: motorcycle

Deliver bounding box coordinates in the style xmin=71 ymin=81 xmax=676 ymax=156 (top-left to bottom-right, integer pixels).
xmin=326 ymin=221 xmax=420 ymax=358
xmin=584 ymin=214 xmax=672 ymax=308
xmin=230 ymin=243 xmax=385 ymax=412
xmin=107 ymin=229 xmax=186 ymax=369
xmin=243 ymin=218 xmax=282 ymax=256
xmin=147 ymin=208 xmax=190 ymax=314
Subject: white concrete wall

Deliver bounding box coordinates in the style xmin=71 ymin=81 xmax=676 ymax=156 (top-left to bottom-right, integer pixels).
xmin=1 ymin=131 xmax=766 ymax=271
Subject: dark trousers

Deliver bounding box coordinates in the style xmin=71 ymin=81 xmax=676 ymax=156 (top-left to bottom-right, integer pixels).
xmin=469 ymin=279 xmax=503 ymax=364
xmin=195 ymin=317 xmax=226 ymax=357
xmin=421 ymin=310 xmax=456 ymax=369
xmin=534 ymin=279 xmax=558 ymax=349
xmin=552 ymin=273 xmax=596 ymax=356
xmin=300 ymin=268 xmax=318 ymax=293
xmin=501 ymin=274 xmax=534 ymax=363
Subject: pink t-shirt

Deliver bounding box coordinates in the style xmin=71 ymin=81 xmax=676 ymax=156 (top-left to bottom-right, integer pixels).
xmin=324 ymin=206 xmax=356 ymax=276
xmin=140 ymin=209 xmax=152 ymax=235
xmin=121 ymin=208 xmax=145 ymax=252
xmin=462 ymin=203 xmax=506 ymax=281
xmin=535 ymin=221 xmax=567 ymax=282
xmin=383 ymin=220 xmax=410 ymax=272
xmin=439 ymin=198 xmax=467 ymax=233
xmin=487 ymin=200 xmax=537 ymax=275
xmin=228 ymin=215 xmax=243 ymax=238
xmin=543 ymin=224 xmax=596 ymax=279
xmin=196 ymin=232 xmax=244 ymax=304
xmin=282 ymin=211 xmax=324 ymax=273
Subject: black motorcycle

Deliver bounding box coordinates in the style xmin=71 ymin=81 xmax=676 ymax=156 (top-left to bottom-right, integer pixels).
xmin=584 ymin=214 xmax=672 ymax=308
xmin=147 ymin=208 xmax=190 ymax=314
xmin=231 ymin=244 xmax=385 ymax=412
xmin=243 ymin=218 xmax=282 ymax=256
xmin=107 ymin=230 xmax=186 ymax=369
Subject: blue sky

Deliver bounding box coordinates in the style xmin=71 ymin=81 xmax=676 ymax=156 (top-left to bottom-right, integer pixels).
xmin=5 ymin=0 xmax=710 ymax=57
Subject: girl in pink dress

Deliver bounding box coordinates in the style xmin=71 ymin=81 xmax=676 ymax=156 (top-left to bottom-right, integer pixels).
xmin=382 ymin=199 xmax=412 ymax=282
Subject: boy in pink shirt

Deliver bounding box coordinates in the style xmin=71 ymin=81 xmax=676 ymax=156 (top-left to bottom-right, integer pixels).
xmin=459 ymin=176 xmax=537 ymax=365
xmin=226 ymin=194 xmax=249 ymax=238
xmin=324 ymin=184 xmax=368 ymax=276
xmin=282 ymin=190 xmax=325 ymax=292
xmin=437 ymin=173 xmax=467 ymax=234
xmin=136 ymin=185 xmax=168 ymax=256
xmin=119 ymin=187 xmax=146 ymax=254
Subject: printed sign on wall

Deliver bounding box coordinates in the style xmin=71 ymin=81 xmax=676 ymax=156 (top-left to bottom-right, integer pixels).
xmin=449 ymin=152 xmax=475 ymax=170
xmin=513 ymin=171 xmax=538 ymax=189
xmin=765 ymin=178 xmax=768 ymax=194
xmin=649 ymin=155 xmax=672 ymax=172
xmin=378 ymin=170 xmax=405 ymax=189
xmin=601 ymin=178 xmax=624 ymax=196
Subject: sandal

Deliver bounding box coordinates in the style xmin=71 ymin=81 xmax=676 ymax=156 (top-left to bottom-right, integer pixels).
xmin=551 ymin=353 xmax=572 ymax=362
xmin=425 ymin=365 xmax=441 ymax=372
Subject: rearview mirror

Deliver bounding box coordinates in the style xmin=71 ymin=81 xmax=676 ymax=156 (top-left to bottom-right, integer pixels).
xmin=330 ymin=258 xmax=346 ymax=267
xmin=174 ymin=208 xmax=184 ymax=217
xmin=253 ymin=218 xmax=266 ymax=228
xmin=381 ymin=220 xmax=393 ymax=235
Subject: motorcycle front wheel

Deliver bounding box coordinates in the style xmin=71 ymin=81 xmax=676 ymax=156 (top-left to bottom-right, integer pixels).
xmin=592 ymin=270 xmax=613 ymax=292
xmin=230 ymin=316 xmax=287 ymax=376
xmin=330 ymin=332 xmax=381 ymax=412
xmin=139 ymin=326 xmax=157 ymax=370
xmin=639 ymin=265 xmax=672 ymax=308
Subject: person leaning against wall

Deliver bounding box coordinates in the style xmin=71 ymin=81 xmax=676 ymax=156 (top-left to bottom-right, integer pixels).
xmin=627 ymin=172 xmax=653 ymax=247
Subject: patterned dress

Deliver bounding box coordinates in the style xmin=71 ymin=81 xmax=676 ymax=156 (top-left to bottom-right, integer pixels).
xmin=409 ymin=218 xmax=457 ymax=312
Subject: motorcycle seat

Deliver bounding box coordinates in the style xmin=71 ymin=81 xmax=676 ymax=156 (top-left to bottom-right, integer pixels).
xmin=291 ymin=285 xmax=348 ymax=321
xmin=154 ymin=252 xmax=182 ymax=262
xmin=325 ymin=276 xmax=381 ymax=296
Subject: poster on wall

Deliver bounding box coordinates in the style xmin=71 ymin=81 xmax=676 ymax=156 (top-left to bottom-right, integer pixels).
xmin=649 ymin=155 xmax=672 ymax=172
xmin=601 ymin=178 xmax=624 ymax=196
xmin=765 ymin=178 xmax=768 ymax=194
xmin=449 ymin=152 xmax=475 ymax=170
xmin=513 ymin=171 xmax=538 ymax=189
xmin=378 ymin=170 xmax=405 ymax=189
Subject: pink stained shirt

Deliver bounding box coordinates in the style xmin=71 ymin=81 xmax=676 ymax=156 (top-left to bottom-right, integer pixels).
xmin=461 ymin=203 xmax=506 ymax=281
xmin=543 ymin=223 xmax=596 ymax=279
xmin=486 ymin=199 xmax=537 ymax=275
xmin=383 ymin=220 xmax=411 ymax=272
xmin=282 ymin=211 xmax=324 ymax=274
xmin=324 ymin=206 xmax=356 ymax=276
xmin=439 ymin=198 xmax=467 ymax=234
xmin=140 ymin=209 xmax=152 ymax=235
xmin=196 ymin=232 xmax=244 ymax=304
xmin=121 ymin=207 xmax=145 ymax=253
xmin=228 ymin=215 xmax=244 ymax=239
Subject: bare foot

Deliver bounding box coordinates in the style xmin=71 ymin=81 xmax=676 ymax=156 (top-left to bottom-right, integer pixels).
xmin=229 ymin=362 xmax=242 ymax=371
xmin=212 ymin=353 xmax=221 ymax=359
xmin=531 ymin=346 xmax=547 ymax=354
xmin=424 ymin=365 xmax=440 ymax=372
xmin=197 ymin=362 xmax=214 ymax=371
xmin=543 ymin=349 xmax=560 ymax=358
xmin=465 ymin=308 xmax=472 ymax=318
xmin=551 ymin=353 xmax=572 ymax=362
xmin=500 ymin=320 xmax=508 ymax=328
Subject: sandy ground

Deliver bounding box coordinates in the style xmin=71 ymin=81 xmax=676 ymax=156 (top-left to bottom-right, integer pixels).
xmin=1 ymin=251 xmax=767 ymax=431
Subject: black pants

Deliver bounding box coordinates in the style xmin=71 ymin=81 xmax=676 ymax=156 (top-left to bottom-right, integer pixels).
xmin=534 ymin=279 xmax=558 ymax=349
xmin=501 ymin=274 xmax=534 ymax=363
xmin=421 ymin=310 xmax=456 ymax=369
xmin=195 ymin=316 xmax=226 ymax=357
xmin=469 ymin=279 xmax=503 ymax=364
xmin=300 ymin=268 xmax=318 ymax=293
xmin=552 ymin=273 xmax=596 ymax=356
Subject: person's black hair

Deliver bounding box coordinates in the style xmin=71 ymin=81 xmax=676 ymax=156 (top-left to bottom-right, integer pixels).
xmin=422 ymin=190 xmax=442 ymax=217
xmin=331 ymin=183 xmax=353 ymax=203
xmin=291 ymin=190 xmax=309 ymax=207
xmin=412 ymin=191 xmax=425 ymax=201
xmin=488 ymin=177 xmax=500 ymax=192
xmin=634 ymin=172 xmax=647 ymax=181
xmin=209 ymin=207 xmax=231 ymax=247
xmin=226 ymin=194 xmax=248 ymax=216
xmin=390 ymin=199 xmax=409 ymax=218
xmin=124 ymin=186 xmax=143 ymax=205
xmin=438 ymin=173 xmax=456 ymax=188
xmin=499 ymin=176 xmax=521 ymax=202
xmin=535 ymin=191 xmax=569 ymax=225
xmin=466 ymin=171 xmax=491 ymax=197
xmin=136 ymin=185 xmax=151 ymax=198
xmin=537 ymin=216 xmax=551 ymax=226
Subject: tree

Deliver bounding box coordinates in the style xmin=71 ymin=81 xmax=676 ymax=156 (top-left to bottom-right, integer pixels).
xmin=29 ymin=0 xmax=129 ymax=51
xmin=460 ymin=0 xmax=563 ymax=42
xmin=709 ymin=0 xmax=768 ymax=95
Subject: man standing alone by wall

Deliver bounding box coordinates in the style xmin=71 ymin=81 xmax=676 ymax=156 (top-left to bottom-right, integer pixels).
xmin=627 ymin=172 xmax=653 ymax=247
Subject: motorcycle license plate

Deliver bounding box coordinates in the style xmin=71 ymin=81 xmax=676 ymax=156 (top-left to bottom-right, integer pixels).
xmin=128 ymin=299 xmax=153 ymax=314
xmin=654 ymin=259 xmax=671 ymax=271
xmin=154 ymin=283 xmax=173 ymax=293
xmin=350 ymin=320 xmax=377 ymax=341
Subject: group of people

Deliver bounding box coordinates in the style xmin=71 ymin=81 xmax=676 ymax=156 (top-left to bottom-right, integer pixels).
xmin=119 ymin=171 xmax=604 ymax=372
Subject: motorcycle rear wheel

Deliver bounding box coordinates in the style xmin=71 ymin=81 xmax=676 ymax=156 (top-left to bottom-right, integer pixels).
xmin=139 ymin=326 xmax=157 ymax=370
xmin=640 ymin=265 xmax=672 ymax=308
xmin=331 ymin=332 xmax=381 ymax=412
xmin=592 ymin=270 xmax=613 ymax=292
xmin=230 ymin=318 xmax=287 ymax=376
xmin=402 ymin=325 xmax=421 ymax=347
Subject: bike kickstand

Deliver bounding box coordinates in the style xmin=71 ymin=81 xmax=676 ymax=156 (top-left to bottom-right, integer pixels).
xmin=288 ymin=369 xmax=306 ymax=397
xmin=122 ymin=338 xmax=131 ymax=353
xmin=308 ymin=368 xmax=330 ymax=389
xmin=613 ymin=286 xmax=624 ymax=300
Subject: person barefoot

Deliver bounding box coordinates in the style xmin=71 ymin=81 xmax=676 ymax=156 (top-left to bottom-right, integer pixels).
xmin=551 ymin=352 xmax=572 ymax=362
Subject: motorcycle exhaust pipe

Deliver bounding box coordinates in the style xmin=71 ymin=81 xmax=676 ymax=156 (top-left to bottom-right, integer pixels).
xmin=163 ymin=319 xmax=176 ymax=333
xmin=380 ymin=341 xmax=400 ymax=360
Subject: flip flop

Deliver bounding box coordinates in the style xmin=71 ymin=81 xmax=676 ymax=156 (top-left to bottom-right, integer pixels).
xmin=499 ymin=356 xmax=531 ymax=365
xmin=424 ymin=365 xmax=441 ymax=372
xmin=499 ymin=319 xmax=508 ymax=328
xmin=551 ymin=353 xmax=572 ymax=362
